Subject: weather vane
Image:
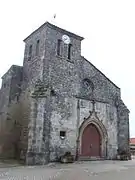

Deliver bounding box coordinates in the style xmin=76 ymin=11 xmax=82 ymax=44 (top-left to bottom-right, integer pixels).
xmin=50 ymin=13 xmax=56 ymax=25
xmin=53 ymin=14 xmax=56 ymax=19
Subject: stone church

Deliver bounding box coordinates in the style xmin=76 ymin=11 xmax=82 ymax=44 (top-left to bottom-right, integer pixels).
xmin=0 ymin=22 xmax=130 ymax=164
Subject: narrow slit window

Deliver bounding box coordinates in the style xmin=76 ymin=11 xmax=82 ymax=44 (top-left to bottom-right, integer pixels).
xmin=28 ymin=45 xmax=32 ymax=60
xmin=3 ymin=83 xmax=6 ymax=88
xmin=36 ymin=40 xmax=40 ymax=56
xmin=68 ymin=44 xmax=72 ymax=60
xmin=57 ymin=39 xmax=62 ymax=56
xmin=16 ymin=95 xmax=19 ymax=102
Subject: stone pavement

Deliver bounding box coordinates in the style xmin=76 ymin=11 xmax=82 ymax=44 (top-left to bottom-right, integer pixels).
xmin=0 ymin=160 xmax=22 ymax=168
xmin=0 ymin=160 xmax=135 ymax=179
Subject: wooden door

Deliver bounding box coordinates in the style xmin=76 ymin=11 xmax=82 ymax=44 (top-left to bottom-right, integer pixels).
xmin=81 ymin=124 xmax=101 ymax=157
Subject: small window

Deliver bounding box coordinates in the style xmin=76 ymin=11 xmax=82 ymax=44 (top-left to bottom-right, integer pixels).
xmin=57 ymin=39 xmax=62 ymax=56
xmin=28 ymin=45 xmax=32 ymax=60
xmin=3 ymin=83 xmax=6 ymax=88
xmin=68 ymin=44 xmax=72 ymax=60
xmin=60 ymin=131 xmax=66 ymax=139
xmin=36 ymin=40 xmax=40 ymax=56
xmin=16 ymin=95 xmax=19 ymax=102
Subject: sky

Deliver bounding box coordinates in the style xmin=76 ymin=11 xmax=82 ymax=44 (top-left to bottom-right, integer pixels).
xmin=0 ymin=0 xmax=135 ymax=137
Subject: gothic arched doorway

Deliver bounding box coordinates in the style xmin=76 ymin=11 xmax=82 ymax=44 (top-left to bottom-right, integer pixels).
xmin=81 ymin=124 xmax=101 ymax=157
xmin=78 ymin=116 xmax=108 ymax=159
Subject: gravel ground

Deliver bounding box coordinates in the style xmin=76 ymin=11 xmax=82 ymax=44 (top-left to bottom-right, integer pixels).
xmin=0 ymin=160 xmax=135 ymax=179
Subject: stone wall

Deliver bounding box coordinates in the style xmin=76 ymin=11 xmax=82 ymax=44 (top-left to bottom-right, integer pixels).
xmin=49 ymin=97 xmax=78 ymax=161
xmin=23 ymin=27 xmax=47 ymax=89
xmin=116 ymin=98 xmax=130 ymax=155
xmin=48 ymin=97 xmax=118 ymax=161
xmin=0 ymin=87 xmax=32 ymax=160
xmin=78 ymin=57 xmax=121 ymax=104
xmin=26 ymin=97 xmax=49 ymax=165
xmin=26 ymin=80 xmax=53 ymax=165
xmin=0 ymin=65 xmax=23 ymax=158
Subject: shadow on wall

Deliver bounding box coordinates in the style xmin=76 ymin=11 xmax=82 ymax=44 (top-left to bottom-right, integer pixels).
xmin=0 ymin=94 xmax=30 ymax=162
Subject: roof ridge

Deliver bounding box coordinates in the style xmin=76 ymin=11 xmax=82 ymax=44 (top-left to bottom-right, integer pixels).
xmin=23 ymin=21 xmax=84 ymax=42
xmin=81 ymin=56 xmax=120 ymax=89
xmin=1 ymin=65 xmax=23 ymax=79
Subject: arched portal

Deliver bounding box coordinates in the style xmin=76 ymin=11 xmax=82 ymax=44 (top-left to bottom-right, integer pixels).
xmin=81 ymin=124 xmax=101 ymax=157
xmin=79 ymin=117 xmax=108 ymax=159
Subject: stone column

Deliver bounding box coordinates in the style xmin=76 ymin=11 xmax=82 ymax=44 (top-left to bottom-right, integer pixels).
xmin=103 ymin=136 xmax=108 ymax=159
xmin=76 ymin=99 xmax=80 ymax=160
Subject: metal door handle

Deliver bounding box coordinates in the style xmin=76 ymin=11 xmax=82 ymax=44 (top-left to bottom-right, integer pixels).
xmin=90 ymin=144 xmax=92 ymax=148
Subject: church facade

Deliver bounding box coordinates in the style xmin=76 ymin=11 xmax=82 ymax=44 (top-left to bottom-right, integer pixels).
xmin=0 ymin=22 xmax=130 ymax=164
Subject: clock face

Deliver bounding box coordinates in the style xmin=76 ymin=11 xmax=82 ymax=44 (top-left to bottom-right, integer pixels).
xmin=62 ymin=35 xmax=70 ymax=44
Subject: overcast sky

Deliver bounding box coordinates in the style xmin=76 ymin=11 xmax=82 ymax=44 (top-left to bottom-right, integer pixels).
xmin=0 ymin=0 xmax=134 ymax=137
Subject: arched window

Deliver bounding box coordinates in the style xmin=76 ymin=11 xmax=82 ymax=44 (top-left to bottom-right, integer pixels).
xmin=57 ymin=39 xmax=62 ymax=56
xmin=28 ymin=44 xmax=32 ymax=61
xmin=68 ymin=44 xmax=72 ymax=60
xmin=36 ymin=40 xmax=40 ymax=56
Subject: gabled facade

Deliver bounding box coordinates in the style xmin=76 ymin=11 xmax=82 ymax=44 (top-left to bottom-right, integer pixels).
xmin=0 ymin=22 xmax=130 ymax=164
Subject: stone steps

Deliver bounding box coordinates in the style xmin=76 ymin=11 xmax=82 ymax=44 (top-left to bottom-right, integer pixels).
xmin=79 ymin=156 xmax=105 ymax=161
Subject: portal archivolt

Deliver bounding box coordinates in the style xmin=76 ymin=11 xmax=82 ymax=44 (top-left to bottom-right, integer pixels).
xmin=79 ymin=116 xmax=108 ymax=158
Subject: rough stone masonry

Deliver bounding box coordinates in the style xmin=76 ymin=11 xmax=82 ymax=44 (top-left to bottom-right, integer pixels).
xmin=0 ymin=21 xmax=130 ymax=165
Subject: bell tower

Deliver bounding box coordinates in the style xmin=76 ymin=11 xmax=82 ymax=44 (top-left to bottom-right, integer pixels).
xmin=22 ymin=22 xmax=84 ymax=92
